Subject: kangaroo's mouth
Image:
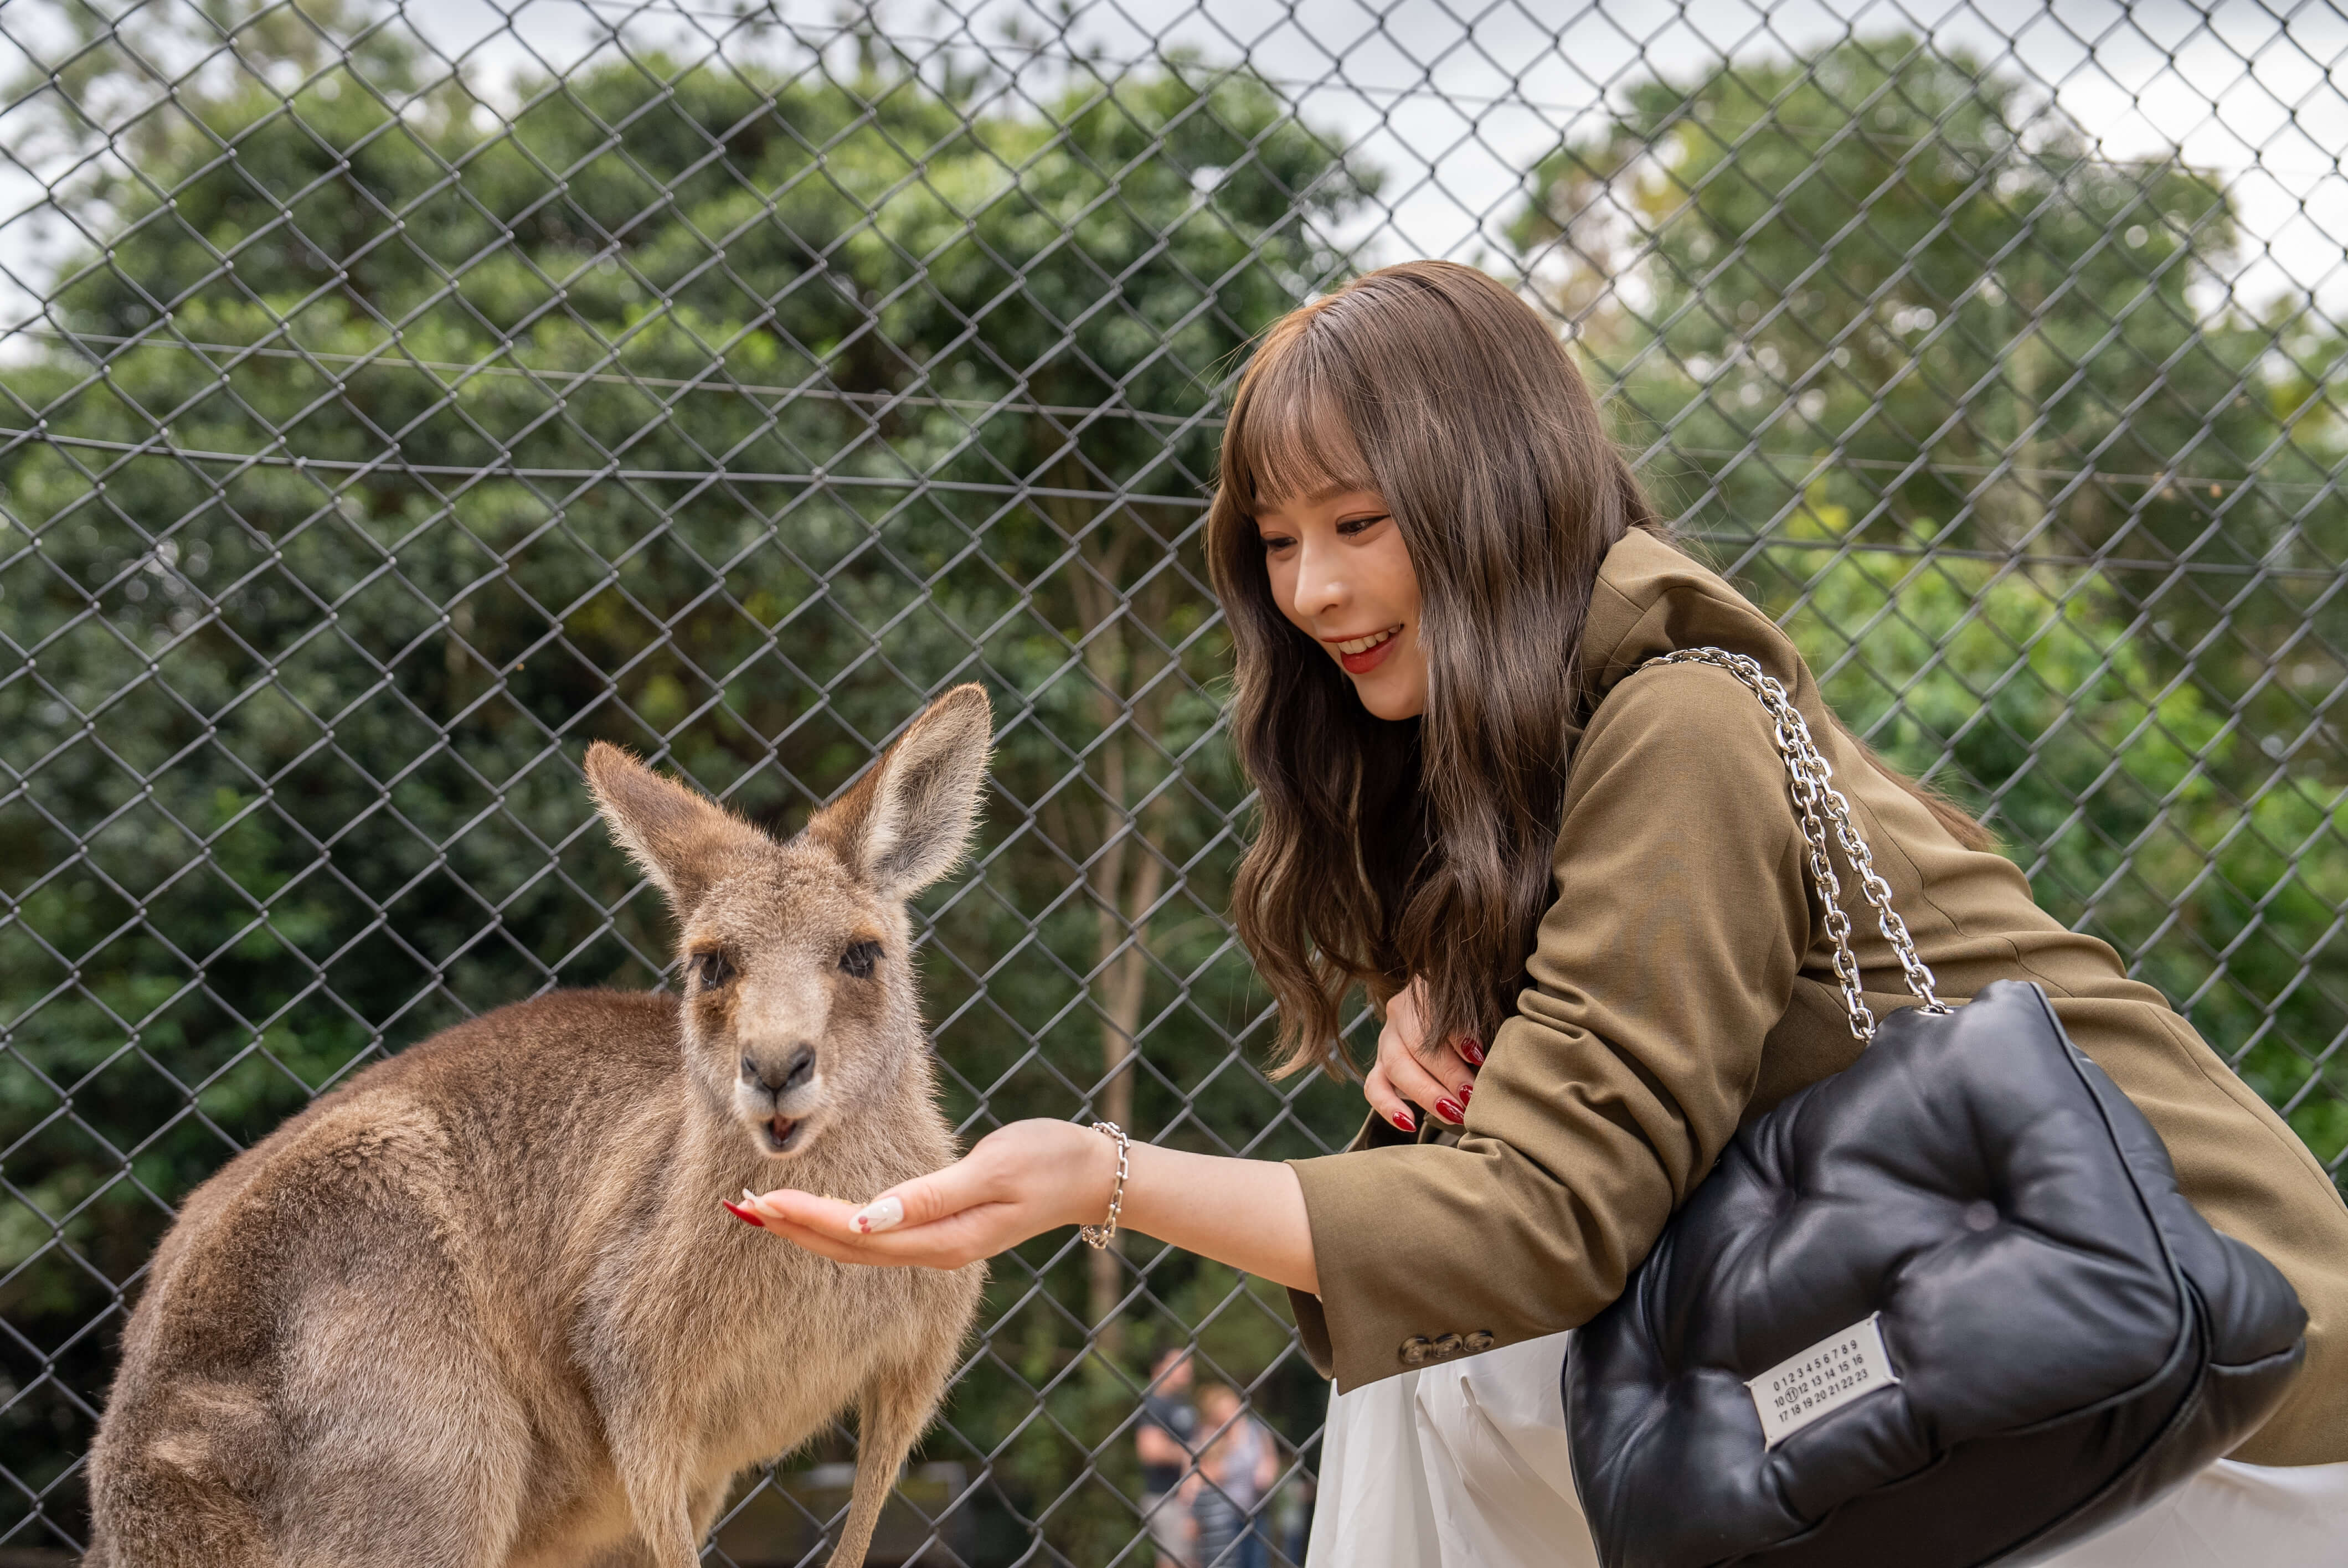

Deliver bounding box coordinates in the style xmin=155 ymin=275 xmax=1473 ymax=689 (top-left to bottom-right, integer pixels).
xmin=761 ymin=1114 xmax=806 ymax=1156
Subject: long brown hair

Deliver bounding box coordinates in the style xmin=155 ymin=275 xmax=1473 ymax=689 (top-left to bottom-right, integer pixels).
xmin=1208 ymin=260 xmax=1988 ymax=1078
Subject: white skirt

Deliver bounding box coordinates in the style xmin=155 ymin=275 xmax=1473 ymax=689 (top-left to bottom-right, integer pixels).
xmin=1306 ymin=1332 xmax=2348 ymax=1567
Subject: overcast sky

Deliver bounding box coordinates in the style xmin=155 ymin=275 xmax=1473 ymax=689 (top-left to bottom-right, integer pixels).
xmin=3 ymin=0 xmax=2344 ymax=341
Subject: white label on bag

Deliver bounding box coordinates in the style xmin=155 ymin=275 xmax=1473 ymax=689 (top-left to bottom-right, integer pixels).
xmin=1745 ymin=1313 xmax=1900 ymax=1447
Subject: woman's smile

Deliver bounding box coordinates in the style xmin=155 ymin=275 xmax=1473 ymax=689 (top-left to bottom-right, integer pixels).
xmin=1326 ymin=625 xmax=1403 ymax=673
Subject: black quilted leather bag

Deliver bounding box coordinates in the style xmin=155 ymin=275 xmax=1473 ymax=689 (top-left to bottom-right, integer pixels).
xmin=1563 ymin=649 xmax=2310 ymax=1568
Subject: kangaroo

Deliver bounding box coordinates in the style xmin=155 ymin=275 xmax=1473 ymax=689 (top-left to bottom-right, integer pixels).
xmin=85 ymin=685 xmax=994 ymax=1568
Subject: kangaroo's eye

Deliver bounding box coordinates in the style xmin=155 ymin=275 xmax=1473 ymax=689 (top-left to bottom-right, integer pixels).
xmin=693 ymin=950 xmax=733 ymax=990
xmin=840 ymin=940 xmax=882 ymax=979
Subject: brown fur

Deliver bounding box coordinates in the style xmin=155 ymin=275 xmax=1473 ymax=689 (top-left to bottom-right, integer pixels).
xmin=86 ymin=687 xmax=996 ymax=1568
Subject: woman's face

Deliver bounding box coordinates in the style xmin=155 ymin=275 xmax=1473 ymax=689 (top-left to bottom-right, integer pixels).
xmin=1253 ymin=486 xmax=1428 ymax=720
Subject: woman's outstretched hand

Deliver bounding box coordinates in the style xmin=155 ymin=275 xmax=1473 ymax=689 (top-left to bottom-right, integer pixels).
xmin=1363 ymin=975 xmax=1484 ymax=1132
xmin=735 ymin=1118 xmax=1115 ymax=1270
xmin=735 ymin=1120 xmax=1321 ymax=1295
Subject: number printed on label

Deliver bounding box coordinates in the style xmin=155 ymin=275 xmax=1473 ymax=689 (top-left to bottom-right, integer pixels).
xmin=1744 ymin=1313 xmax=1901 ymax=1447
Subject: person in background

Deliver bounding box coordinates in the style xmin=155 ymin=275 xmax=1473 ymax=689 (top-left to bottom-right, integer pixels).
xmin=1136 ymin=1345 xmax=1199 ymax=1567
xmin=1242 ymin=1398 xmax=1284 ymax=1568
xmin=1187 ymin=1383 xmax=1279 ymax=1568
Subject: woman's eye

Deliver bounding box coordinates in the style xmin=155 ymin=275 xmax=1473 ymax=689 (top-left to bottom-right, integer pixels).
xmin=840 ymin=940 xmax=882 ymax=978
xmin=1258 ymin=533 xmax=1295 ymax=553
xmin=1336 ymin=513 xmax=1390 ymax=537
xmin=694 ymin=950 xmax=733 ymax=990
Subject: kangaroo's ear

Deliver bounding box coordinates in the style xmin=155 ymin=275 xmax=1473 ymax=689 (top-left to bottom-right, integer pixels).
xmin=584 ymin=742 xmax=770 ymax=912
xmin=810 ymin=684 xmax=993 ymax=901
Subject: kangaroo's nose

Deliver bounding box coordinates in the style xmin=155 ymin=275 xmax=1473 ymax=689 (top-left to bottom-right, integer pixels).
xmin=742 ymin=1045 xmax=816 ymax=1096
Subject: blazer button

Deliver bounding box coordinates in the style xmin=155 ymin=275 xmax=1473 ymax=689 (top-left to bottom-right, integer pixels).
xmin=1464 ymin=1330 xmax=1495 ymax=1352
xmin=1430 ymin=1333 xmax=1465 ymax=1360
xmin=1399 ymin=1336 xmax=1432 ymax=1366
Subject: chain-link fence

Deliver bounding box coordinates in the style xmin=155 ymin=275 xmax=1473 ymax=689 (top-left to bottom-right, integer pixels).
xmin=2 ymin=0 xmax=2346 ymax=1560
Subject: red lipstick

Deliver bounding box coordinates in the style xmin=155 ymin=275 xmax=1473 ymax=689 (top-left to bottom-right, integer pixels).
xmin=1325 ymin=626 xmax=1403 ymax=675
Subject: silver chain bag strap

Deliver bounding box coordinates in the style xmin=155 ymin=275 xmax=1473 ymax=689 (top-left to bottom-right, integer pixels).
xmin=1641 ymin=647 xmax=1947 ymax=1037
xmin=1561 ymin=648 xmax=2307 ymax=1568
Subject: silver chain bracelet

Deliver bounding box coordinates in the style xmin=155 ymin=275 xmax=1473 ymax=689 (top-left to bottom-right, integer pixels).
xmin=1079 ymin=1120 xmax=1129 ymax=1249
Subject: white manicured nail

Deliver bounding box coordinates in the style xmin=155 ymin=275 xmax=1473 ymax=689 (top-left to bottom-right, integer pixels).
xmin=742 ymin=1188 xmax=761 ymax=1206
xmin=854 ymin=1196 xmax=904 ymax=1234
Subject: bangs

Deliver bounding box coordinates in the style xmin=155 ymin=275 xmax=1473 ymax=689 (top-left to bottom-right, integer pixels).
xmin=1227 ymin=332 xmax=1377 ymax=511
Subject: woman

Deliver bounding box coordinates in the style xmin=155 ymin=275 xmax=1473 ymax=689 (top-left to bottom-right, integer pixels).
xmin=737 ymin=261 xmax=2348 ymax=1562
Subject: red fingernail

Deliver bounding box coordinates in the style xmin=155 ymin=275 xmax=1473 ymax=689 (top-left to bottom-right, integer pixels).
xmin=720 ymin=1199 xmax=765 ymax=1229
xmin=1459 ymin=1085 xmax=1473 ymax=1104
xmin=1392 ymin=1111 xmax=1416 ymax=1133
xmin=1436 ymin=1097 xmax=1464 ymax=1123
xmin=1459 ymin=1038 xmax=1486 ymax=1066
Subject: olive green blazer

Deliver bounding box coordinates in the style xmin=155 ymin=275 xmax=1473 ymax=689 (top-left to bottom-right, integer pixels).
xmin=1286 ymin=528 xmax=2348 ymax=1467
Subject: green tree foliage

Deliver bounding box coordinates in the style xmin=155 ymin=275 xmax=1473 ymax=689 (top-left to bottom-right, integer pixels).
xmin=1516 ymin=39 xmax=2344 ymax=566
xmin=0 ymin=36 xmax=1372 ymax=1550
xmin=1514 ymin=38 xmax=2348 ymax=1186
